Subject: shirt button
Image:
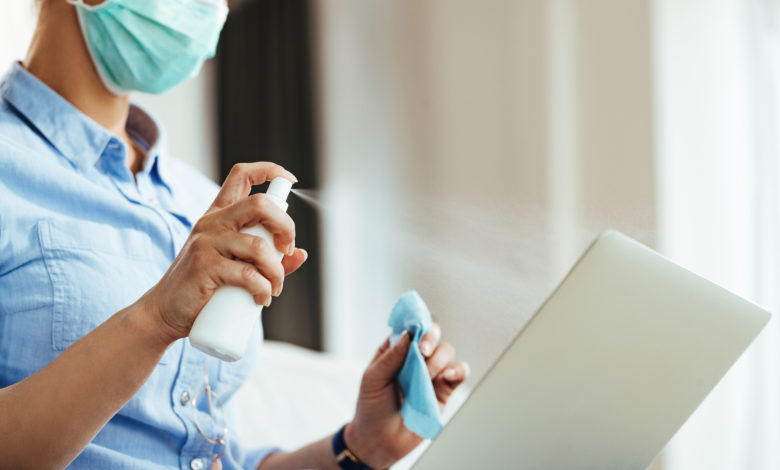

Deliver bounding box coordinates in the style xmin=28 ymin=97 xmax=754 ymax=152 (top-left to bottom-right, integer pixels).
xmin=190 ymin=457 xmax=205 ymax=470
xmin=180 ymin=391 xmax=191 ymax=405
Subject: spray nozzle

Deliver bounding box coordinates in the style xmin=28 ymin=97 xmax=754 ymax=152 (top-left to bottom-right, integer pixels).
xmin=267 ymin=177 xmax=293 ymax=205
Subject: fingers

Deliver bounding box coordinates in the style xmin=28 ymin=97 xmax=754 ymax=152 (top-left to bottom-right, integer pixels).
xmin=211 ymin=162 xmax=297 ymax=209
xmin=218 ymin=194 xmax=296 ymax=254
xmin=433 ymin=362 xmax=470 ymax=405
xmin=370 ymin=337 xmax=392 ymax=365
xmin=218 ymin=232 xmax=286 ymax=296
xmin=425 ymin=342 xmax=455 ymax=379
xmin=363 ymin=331 xmax=411 ymax=387
xmin=197 ymin=163 xmax=299 ymax=300
xmin=419 ymin=323 xmax=441 ymax=357
xmin=218 ymin=235 xmax=308 ymax=298
xmin=440 ymin=361 xmax=470 ymax=385
xmin=281 ymin=248 xmax=308 ymax=276
xmin=209 ymin=255 xmax=273 ymax=306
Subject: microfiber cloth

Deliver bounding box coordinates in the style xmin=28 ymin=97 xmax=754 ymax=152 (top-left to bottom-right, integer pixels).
xmin=388 ymin=291 xmax=443 ymax=439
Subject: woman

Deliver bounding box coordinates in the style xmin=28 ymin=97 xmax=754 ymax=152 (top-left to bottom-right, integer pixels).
xmin=0 ymin=0 xmax=469 ymax=469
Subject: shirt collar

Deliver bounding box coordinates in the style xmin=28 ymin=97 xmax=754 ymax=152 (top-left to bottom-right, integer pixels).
xmin=0 ymin=62 xmax=173 ymax=189
xmin=125 ymin=101 xmax=174 ymax=192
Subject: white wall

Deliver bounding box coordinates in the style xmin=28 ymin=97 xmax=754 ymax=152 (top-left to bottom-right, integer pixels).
xmin=313 ymin=0 xmax=406 ymax=361
xmin=0 ymin=2 xmax=36 ymax=76
xmin=654 ymin=0 xmax=780 ymax=468
xmin=315 ymin=0 xmax=657 ymax=382
xmin=314 ymin=1 xmax=666 ymax=468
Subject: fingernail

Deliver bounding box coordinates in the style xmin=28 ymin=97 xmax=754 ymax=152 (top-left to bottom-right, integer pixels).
xmin=286 ymin=242 xmax=295 ymax=256
xmin=420 ymin=342 xmax=433 ymax=356
xmin=445 ymin=368 xmax=457 ymax=379
xmin=264 ymin=297 xmax=272 ymax=307
xmin=301 ymin=249 xmax=308 ymax=262
xmin=273 ymin=284 xmax=282 ymax=296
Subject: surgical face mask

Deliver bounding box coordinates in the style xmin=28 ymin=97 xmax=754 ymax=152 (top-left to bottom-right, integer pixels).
xmin=68 ymin=0 xmax=229 ymax=95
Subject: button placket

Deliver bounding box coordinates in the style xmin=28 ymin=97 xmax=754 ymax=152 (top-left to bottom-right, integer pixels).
xmin=189 ymin=456 xmax=205 ymax=470
xmin=137 ymin=173 xmax=159 ymax=207
xmin=176 ymin=347 xmax=219 ymax=469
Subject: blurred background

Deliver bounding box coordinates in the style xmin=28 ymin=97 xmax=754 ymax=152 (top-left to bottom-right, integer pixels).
xmin=2 ymin=0 xmax=780 ymax=468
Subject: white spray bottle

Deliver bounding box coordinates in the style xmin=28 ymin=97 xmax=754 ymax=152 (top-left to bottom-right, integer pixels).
xmin=189 ymin=177 xmax=294 ymax=361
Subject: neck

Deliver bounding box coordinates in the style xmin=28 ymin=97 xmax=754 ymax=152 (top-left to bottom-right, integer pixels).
xmin=23 ymin=1 xmax=142 ymax=174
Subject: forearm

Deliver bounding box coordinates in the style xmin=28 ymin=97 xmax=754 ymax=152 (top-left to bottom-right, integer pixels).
xmin=0 ymin=298 xmax=171 ymax=469
xmin=257 ymin=433 xmax=340 ymax=470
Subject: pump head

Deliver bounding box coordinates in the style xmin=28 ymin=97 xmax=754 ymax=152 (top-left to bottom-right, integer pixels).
xmin=266 ymin=177 xmax=293 ymax=210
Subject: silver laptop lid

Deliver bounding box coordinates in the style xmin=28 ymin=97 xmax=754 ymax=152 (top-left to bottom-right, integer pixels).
xmin=412 ymin=230 xmax=770 ymax=470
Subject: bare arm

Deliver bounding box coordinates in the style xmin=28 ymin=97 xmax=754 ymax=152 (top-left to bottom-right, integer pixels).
xmin=0 ymin=300 xmax=169 ymax=470
xmin=258 ymin=435 xmax=341 ymax=470
xmin=0 ymin=163 xmax=304 ymax=470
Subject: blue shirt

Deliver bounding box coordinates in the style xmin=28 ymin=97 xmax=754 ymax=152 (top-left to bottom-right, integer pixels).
xmin=0 ymin=63 xmax=275 ymax=469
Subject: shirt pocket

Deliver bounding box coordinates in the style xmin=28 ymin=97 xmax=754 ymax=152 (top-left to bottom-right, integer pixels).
xmin=0 ymin=221 xmax=53 ymax=315
xmin=38 ymin=219 xmax=171 ymax=360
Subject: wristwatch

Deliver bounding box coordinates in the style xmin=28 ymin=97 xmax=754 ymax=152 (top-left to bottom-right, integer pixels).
xmin=332 ymin=424 xmax=372 ymax=470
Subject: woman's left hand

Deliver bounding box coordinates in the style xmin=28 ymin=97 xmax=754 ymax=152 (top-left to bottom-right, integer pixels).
xmin=345 ymin=324 xmax=470 ymax=469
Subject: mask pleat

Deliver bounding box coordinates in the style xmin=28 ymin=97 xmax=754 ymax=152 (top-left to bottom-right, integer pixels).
xmin=71 ymin=0 xmax=228 ymax=95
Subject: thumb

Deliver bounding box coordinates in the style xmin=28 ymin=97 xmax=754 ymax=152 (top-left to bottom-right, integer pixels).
xmin=364 ymin=331 xmax=411 ymax=387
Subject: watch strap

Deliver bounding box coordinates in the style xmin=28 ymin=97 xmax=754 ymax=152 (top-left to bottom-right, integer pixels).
xmin=332 ymin=424 xmax=371 ymax=470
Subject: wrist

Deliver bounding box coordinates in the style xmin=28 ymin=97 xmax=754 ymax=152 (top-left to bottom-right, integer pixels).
xmin=343 ymin=422 xmax=392 ymax=470
xmin=334 ymin=423 xmax=372 ymax=470
xmin=124 ymin=293 xmax=180 ymax=350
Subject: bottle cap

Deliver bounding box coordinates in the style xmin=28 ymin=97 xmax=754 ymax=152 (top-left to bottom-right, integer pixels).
xmin=267 ymin=177 xmax=293 ymax=201
xmin=266 ymin=177 xmax=293 ymax=210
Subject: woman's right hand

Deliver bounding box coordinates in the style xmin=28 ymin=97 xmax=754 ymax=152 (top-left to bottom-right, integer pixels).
xmin=139 ymin=162 xmax=307 ymax=345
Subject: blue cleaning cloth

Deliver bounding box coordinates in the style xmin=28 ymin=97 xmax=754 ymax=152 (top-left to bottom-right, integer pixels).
xmin=388 ymin=291 xmax=443 ymax=439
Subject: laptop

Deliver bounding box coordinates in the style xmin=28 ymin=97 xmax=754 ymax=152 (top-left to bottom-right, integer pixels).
xmin=412 ymin=230 xmax=771 ymax=469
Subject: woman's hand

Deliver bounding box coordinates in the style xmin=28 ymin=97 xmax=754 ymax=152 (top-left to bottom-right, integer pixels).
xmin=140 ymin=162 xmax=308 ymax=345
xmin=345 ymin=324 xmax=470 ymax=469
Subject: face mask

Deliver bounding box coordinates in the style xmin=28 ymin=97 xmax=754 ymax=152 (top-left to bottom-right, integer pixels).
xmin=68 ymin=0 xmax=229 ymax=95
